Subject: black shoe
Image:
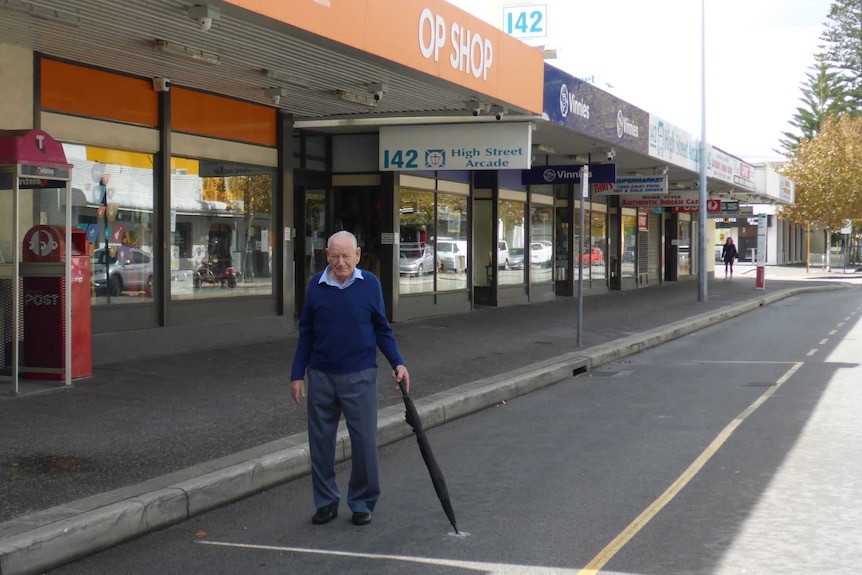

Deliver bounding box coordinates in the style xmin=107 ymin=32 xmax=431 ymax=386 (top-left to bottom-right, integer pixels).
xmin=312 ymin=504 xmax=338 ymax=525
xmin=352 ymin=512 xmax=372 ymax=526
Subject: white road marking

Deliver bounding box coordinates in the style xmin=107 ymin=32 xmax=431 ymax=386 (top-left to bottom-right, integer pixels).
xmin=829 ymin=330 xmax=838 ymax=336
xmin=819 ymin=339 xmax=829 ymax=345
xmin=807 ymin=349 xmax=818 ymax=357
xmin=196 ymin=540 xmax=574 ymax=574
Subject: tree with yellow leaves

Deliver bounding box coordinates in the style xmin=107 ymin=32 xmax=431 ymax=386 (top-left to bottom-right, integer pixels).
xmin=778 ymin=114 xmax=862 ymax=262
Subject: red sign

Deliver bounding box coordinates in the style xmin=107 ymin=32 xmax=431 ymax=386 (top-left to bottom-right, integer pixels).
xmin=671 ymin=199 xmax=721 ymax=213
xmin=638 ymin=211 xmax=648 ymax=231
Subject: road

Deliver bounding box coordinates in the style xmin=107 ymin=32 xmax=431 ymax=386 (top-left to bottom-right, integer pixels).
xmin=49 ymin=288 xmax=862 ymax=574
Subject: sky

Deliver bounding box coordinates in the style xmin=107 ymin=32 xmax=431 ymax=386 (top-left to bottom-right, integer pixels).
xmin=448 ymin=0 xmax=834 ymax=163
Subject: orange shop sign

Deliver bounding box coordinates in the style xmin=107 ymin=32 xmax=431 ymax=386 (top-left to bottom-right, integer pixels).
xmin=223 ymin=0 xmax=543 ymax=113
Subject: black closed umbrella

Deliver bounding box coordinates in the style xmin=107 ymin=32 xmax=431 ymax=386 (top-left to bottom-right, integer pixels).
xmin=398 ymin=381 xmax=459 ymax=534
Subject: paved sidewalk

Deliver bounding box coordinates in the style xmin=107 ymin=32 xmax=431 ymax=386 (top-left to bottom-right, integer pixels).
xmin=0 ymin=265 xmax=857 ymax=574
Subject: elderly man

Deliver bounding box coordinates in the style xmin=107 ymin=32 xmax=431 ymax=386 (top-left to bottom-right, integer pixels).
xmin=290 ymin=230 xmax=410 ymax=527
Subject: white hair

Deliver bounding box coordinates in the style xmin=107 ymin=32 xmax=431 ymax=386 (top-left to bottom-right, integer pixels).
xmin=328 ymin=230 xmax=358 ymax=249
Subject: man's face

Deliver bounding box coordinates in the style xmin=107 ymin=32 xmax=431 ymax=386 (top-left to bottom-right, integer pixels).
xmin=326 ymin=237 xmax=361 ymax=283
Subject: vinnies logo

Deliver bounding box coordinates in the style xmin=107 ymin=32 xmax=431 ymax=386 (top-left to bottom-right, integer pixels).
xmin=559 ymin=84 xmax=589 ymax=120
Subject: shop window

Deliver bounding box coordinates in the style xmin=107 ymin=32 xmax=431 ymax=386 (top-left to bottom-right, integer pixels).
xmin=398 ymin=189 xmax=468 ymax=294
xmin=173 ymin=222 xmax=192 ymax=259
xmin=170 ymin=158 xmax=274 ymax=300
xmin=622 ymin=214 xmax=638 ymax=278
xmin=678 ymin=220 xmax=692 ymax=275
xmin=399 ymin=189 xmax=435 ymax=295
xmin=437 ymin=193 xmax=468 ymax=292
xmin=589 ymin=212 xmax=608 ymax=282
xmin=529 ymin=205 xmax=553 ymax=284
xmin=61 ymin=144 xmax=155 ymax=306
xmin=498 ymin=199 xmax=525 ymax=286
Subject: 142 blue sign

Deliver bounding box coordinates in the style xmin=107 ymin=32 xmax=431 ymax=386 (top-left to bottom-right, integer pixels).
xmin=502 ymin=4 xmax=547 ymax=40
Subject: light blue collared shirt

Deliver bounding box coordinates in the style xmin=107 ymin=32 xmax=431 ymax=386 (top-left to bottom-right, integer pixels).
xmin=319 ymin=265 xmax=364 ymax=289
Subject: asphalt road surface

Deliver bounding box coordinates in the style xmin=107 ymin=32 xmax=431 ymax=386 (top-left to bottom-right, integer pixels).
xmin=49 ymin=288 xmax=862 ymax=574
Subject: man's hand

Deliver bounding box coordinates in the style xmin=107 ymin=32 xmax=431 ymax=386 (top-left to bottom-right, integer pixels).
xmin=290 ymin=379 xmax=306 ymax=404
xmin=393 ymin=365 xmax=410 ymax=394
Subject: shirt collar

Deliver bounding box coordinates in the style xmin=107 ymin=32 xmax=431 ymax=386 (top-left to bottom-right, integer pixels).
xmin=319 ymin=265 xmax=364 ymax=289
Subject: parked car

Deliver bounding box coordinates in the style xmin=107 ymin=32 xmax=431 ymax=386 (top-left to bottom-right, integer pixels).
xmin=530 ymin=241 xmax=553 ymax=267
xmin=399 ymin=244 xmax=434 ymax=275
xmin=91 ymin=246 xmax=153 ymax=296
xmin=509 ymin=247 xmax=525 ymax=269
xmin=578 ymin=246 xmax=605 ymax=266
xmin=497 ymin=240 xmax=510 ymax=270
xmin=436 ymin=238 xmax=468 ymax=272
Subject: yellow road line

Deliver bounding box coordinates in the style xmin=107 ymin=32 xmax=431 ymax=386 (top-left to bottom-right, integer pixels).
xmin=576 ymin=362 xmax=804 ymax=575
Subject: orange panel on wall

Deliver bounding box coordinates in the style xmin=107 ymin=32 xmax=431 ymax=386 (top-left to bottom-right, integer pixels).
xmin=172 ymin=88 xmax=276 ymax=147
xmin=41 ymin=59 xmax=158 ymax=127
xmin=224 ymin=0 xmax=544 ymax=114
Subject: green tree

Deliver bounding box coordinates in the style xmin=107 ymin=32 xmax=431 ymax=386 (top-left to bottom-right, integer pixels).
xmin=778 ymin=51 xmax=847 ymax=154
xmin=821 ymin=0 xmax=862 ymax=112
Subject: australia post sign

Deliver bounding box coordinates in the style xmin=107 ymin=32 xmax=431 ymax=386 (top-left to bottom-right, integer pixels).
xmin=379 ymin=123 xmax=531 ymax=171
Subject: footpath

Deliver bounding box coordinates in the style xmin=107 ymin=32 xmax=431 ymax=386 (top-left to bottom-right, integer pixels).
xmin=0 ymin=264 xmax=858 ymax=574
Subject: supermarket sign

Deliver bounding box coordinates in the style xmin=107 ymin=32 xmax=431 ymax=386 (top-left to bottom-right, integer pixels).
xmin=592 ymin=176 xmax=667 ymax=195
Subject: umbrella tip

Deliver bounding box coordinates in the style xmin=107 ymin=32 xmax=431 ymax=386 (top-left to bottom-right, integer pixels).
xmin=448 ymin=529 xmax=468 ymax=538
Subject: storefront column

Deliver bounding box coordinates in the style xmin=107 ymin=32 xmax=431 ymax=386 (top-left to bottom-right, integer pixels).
xmin=155 ymin=87 xmax=171 ymax=326
xmin=277 ymin=111 xmax=294 ymax=319
xmin=379 ymin=170 xmax=397 ymax=319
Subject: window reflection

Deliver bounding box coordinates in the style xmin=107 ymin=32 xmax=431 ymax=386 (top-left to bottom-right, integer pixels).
xmin=437 ymin=193 xmax=468 ymax=291
xmin=61 ymin=145 xmax=155 ymax=306
xmin=498 ymin=199 xmax=524 ymax=286
xmin=622 ymin=214 xmax=637 ymax=278
xmin=589 ymin=212 xmax=607 ymax=282
xmin=399 ymin=189 xmax=434 ymax=294
xmin=399 ymin=189 xmax=467 ymax=294
xmin=678 ymin=219 xmax=692 ymax=275
xmin=170 ymin=159 xmax=274 ymax=300
xmin=529 ymin=205 xmax=553 ymax=284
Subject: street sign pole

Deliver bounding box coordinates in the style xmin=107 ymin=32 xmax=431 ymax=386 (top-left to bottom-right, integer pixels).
xmin=577 ymin=165 xmax=588 ymax=347
xmin=698 ymin=0 xmax=708 ymax=302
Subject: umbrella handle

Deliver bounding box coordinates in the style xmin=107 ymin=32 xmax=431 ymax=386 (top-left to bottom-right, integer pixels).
xmin=397 ymin=379 xmax=408 ymax=397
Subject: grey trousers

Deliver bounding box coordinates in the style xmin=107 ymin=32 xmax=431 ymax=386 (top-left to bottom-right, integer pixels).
xmin=306 ymin=367 xmax=379 ymax=514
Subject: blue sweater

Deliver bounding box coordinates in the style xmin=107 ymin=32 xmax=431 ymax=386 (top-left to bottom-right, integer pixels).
xmin=290 ymin=270 xmax=405 ymax=380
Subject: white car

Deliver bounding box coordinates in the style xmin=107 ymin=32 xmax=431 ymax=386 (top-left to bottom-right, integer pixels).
xmin=530 ymin=241 xmax=553 ymax=266
xmin=497 ymin=240 xmax=510 ymax=270
xmin=437 ymin=239 xmax=468 ymax=272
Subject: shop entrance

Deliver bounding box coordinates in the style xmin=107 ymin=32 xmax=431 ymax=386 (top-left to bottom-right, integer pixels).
xmin=294 ymin=186 xmax=384 ymax=313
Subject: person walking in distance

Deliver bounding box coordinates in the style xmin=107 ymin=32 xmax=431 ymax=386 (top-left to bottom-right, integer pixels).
xmin=721 ymin=236 xmax=739 ymax=280
xmin=290 ymin=230 xmax=410 ymax=527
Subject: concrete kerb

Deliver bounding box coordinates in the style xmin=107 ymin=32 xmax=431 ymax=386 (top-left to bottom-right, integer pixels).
xmin=0 ymin=284 xmax=845 ymax=575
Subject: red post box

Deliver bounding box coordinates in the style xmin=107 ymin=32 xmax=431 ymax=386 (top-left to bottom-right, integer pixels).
xmin=755 ymin=265 xmax=766 ymax=290
xmin=22 ymin=225 xmax=92 ymax=380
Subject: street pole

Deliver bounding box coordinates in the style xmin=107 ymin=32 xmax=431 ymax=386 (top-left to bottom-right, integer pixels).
xmin=577 ymin=165 xmax=588 ymax=347
xmin=697 ymin=0 xmax=708 ymax=301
